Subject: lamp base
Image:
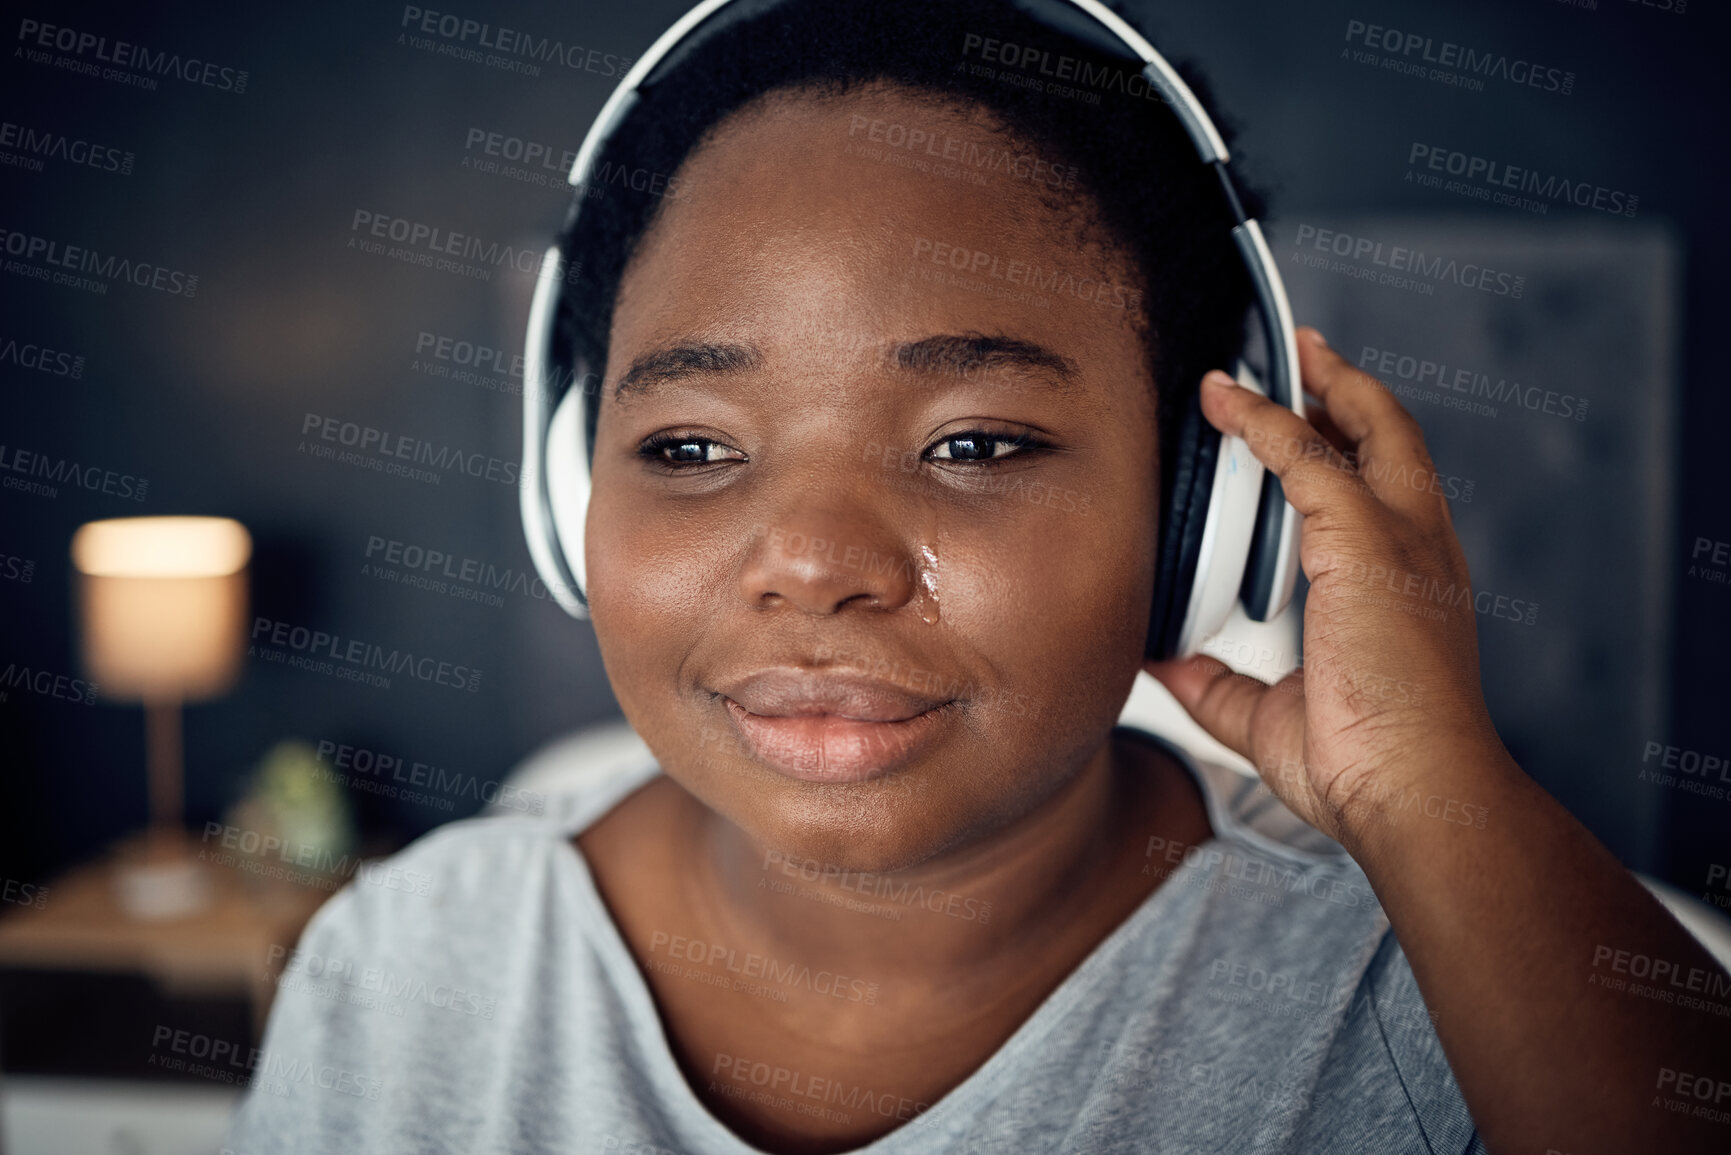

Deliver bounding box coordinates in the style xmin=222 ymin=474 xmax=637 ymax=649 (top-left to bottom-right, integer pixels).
xmin=112 ymin=827 xmax=212 ymax=921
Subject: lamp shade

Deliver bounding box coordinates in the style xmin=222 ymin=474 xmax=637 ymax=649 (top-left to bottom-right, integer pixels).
xmin=72 ymin=517 xmax=252 ymax=703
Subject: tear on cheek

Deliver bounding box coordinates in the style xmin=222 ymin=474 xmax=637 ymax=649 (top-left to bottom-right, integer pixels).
xmin=915 ymin=543 xmax=940 ymax=625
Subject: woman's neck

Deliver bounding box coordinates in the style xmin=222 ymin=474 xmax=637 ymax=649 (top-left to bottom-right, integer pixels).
xmin=575 ymin=728 xmax=1214 ymax=1152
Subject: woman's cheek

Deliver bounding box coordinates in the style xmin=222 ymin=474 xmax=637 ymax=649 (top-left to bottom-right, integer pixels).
xmin=584 ymin=497 xmax=693 ymax=704
xmin=943 ymin=510 xmax=1141 ymax=716
xmin=588 ymin=493 xmax=701 ymax=625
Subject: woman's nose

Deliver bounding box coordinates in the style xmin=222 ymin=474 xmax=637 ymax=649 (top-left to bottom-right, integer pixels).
xmin=735 ymin=514 xmax=921 ymax=616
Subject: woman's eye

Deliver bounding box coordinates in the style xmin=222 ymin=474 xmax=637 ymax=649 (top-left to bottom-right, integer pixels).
xmin=639 ymin=434 xmax=745 ymax=467
xmin=926 ymin=431 xmax=1041 ymax=463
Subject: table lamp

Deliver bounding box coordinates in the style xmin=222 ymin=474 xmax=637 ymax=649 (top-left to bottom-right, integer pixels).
xmin=71 ymin=516 xmax=252 ymax=920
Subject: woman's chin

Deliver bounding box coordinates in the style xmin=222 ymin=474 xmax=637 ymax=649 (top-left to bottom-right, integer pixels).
xmin=708 ymin=780 xmax=958 ymax=876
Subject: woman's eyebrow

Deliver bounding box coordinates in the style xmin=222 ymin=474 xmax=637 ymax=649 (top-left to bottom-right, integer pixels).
xmin=614 ymin=341 xmax=762 ymax=401
xmin=892 ymin=334 xmax=1079 ymax=392
xmin=610 ymin=333 xmax=1079 ymax=402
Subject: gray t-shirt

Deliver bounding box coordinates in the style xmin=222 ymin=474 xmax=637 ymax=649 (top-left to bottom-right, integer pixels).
xmin=224 ymin=725 xmax=1485 ymax=1154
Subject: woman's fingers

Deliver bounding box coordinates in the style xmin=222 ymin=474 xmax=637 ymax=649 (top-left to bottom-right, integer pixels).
xmin=1304 ymin=398 xmax=1357 ymax=460
xmin=1145 ymin=655 xmax=1306 ymax=777
xmin=1294 ymin=329 xmax=1450 ymax=524
xmin=1199 ymin=371 xmax=1375 ymax=520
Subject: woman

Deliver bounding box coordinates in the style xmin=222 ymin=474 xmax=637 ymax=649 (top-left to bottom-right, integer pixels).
xmin=228 ymin=1 xmax=1730 ymax=1151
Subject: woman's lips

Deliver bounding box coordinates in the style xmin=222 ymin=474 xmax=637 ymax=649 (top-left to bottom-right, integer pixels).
xmin=721 ymin=696 xmax=952 ymax=783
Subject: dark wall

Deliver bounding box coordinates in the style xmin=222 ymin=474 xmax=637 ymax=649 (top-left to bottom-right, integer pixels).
xmin=2 ymin=0 xmax=1726 ymax=894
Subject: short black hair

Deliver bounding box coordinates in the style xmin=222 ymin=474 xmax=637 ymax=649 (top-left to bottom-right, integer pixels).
xmin=555 ymin=0 xmax=1265 ymax=497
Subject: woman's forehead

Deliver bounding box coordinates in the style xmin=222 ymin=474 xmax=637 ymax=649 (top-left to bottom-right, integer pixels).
xmin=606 ymin=84 xmax=1146 ymax=389
xmin=682 ymin=82 xmax=1093 ymax=233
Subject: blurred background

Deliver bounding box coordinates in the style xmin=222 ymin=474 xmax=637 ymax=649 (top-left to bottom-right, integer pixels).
xmin=2 ymin=0 xmax=1727 ymax=1150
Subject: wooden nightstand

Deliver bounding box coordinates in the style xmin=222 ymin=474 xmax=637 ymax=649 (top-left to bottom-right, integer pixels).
xmin=0 ymin=834 xmax=336 ymax=1038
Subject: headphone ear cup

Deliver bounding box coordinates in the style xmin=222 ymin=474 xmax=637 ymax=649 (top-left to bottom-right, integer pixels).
xmin=1148 ymin=365 xmax=1273 ymax=660
xmin=1147 ymin=392 xmax=1220 ymax=661
xmin=522 ymin=247 xmax=593 ymax=619
xmin=544 ymin=387 xmax=594 ymax=617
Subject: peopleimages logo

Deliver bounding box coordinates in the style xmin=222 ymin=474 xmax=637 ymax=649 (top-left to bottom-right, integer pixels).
xmin=299 ymin=412 xmax=527 ymax=489
xmin=0 ymin=120 xmax=134 ymax=175
xmin=150 ymin=1027 xmax=383 ymax=1100
xmin=462 ymin=128 xmax=576 ymax=179
xmin=1358 ymin=345 xmax=1589 ymax=422
xmin=0 ymin=553 xmax=36 ymax=585
xmin=314 ymin=739 xmax=545 ymax=816
xmin=268 ymin=944 xmax=497 ymax=1020
xmin=911 ymin=236 xmax=1141 ymax=310
xmin=845 ymin=115 xmax=1077 ymax=192
xmin=461 ymin=127 xmax=685 ymax=201
xmin=1341 ymin=19 xmax=1575 ymax=95
xmin=15 ymin=18 xmax=250 ymax=93
xmin=1407 ymin=143 xmax=1638 ymax=218
xmin=1290 ymin=223 xmax=1525 ymax=299
xmin=348 ymin=210 xmax=560 ymax=283
xmin=249 ymin=615 xmax=482 ymax=694
xmin=0 ymin=334 xmax=84 ymax=379
xmin=0 ymin=226 xmax=198 ymax=297
xmin=762 ymin=849 xmax=997 ymax=923
xmin=960 ymin=33 xmax=1173 ymax=105
xmin=363 ymin=534 xmax=554 ymax=607
xmin=398 ymin=7 xmax=632 ymax=79
xmin=0 ymin=443 xmax=148 ymax=501
xmin=0 ymin=662 xmax=98 ymax=705
xmin=649 ymin=931 xmax=881 ymax=1005
xmin=411 ymin=330 xmax=597 ymax=402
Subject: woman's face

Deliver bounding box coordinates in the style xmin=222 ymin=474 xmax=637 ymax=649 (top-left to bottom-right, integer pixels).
xmin=587 ymin=84 xmax=1161 ymax=872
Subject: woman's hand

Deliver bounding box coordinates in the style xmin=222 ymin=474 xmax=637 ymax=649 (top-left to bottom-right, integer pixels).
xmin=1147 ymin=327 xmax=1731 ymax=1153
xmin=1146 ymin=326 xmax=1510 ymax=847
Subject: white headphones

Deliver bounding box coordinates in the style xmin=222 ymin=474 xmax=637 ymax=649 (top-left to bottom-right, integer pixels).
xmin=520 ymin=0 xmax=1304 ymax=660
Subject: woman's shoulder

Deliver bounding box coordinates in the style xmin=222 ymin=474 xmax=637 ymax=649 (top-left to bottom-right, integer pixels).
xmin=1085 ymin=729 xmax=1481 ymax=1152
xmin=289 ymin=733 xmax=660 ymax=965
xmin=383 ymin=724 xmax=659 ymax=878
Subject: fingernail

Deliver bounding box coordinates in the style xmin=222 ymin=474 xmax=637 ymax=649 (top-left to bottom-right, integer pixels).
xmin=1203 ymin=370 xmax=1238 ymax=390
xmin=1301 ymin=328 xmax=1329 ymax=348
